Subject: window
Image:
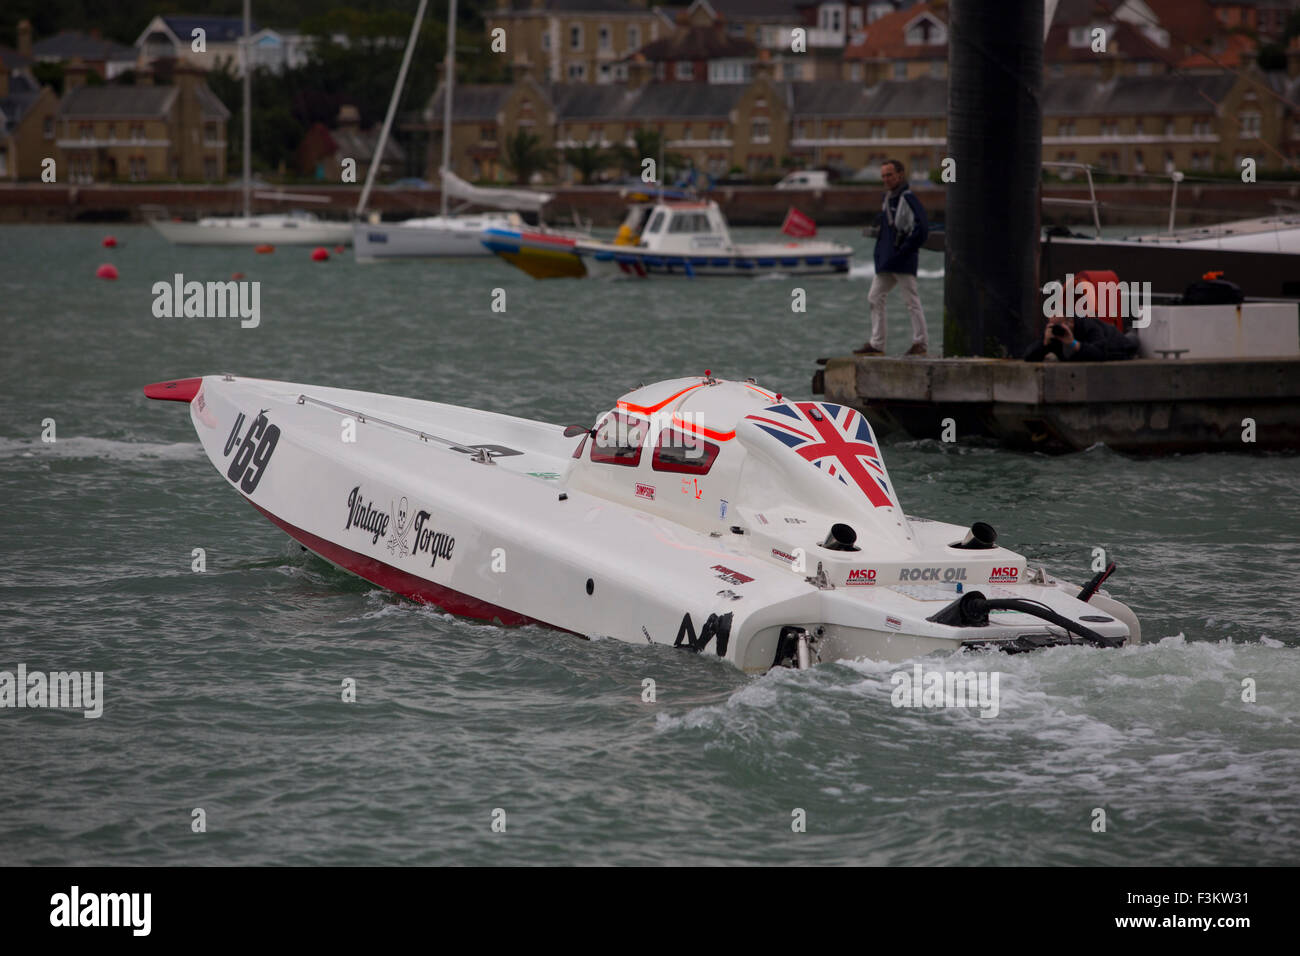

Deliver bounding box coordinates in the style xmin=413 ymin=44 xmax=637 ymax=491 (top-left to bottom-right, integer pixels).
xmin=1134 ymin=150 xmax=1145 ymax=172
xmin=681 ymin=123 xmax=692 ymax=141
xmin=1240 ymin=112 xmax=1261 ymax=137
xmin=1058 ymin=120 xmax=1074 ymax=137
xmin=588 ymin=124 xmax=602 ymax=143
xmin=204 ymin=156 xmax=218 ymax=180
xmin=44 ymin=116 xmax=54 ymax=139
xmin=645 ymin=211 xmax=666 ymax=234
xmin=709 ymin=124 xmax=726 ymax=141
xmin=912 ymin=122 xmax=928 ymax=138
xmin=870 ymin=122 xmax=885 ymax=140
xmin=130 ymin=123 xmax=145 ymax=142
xmin=826 ymin=121 xmax=842 ymax=140
xmin=79 ymin=123 xmax=93 ymax=141
xmin=542 ymin=31 xmax=551 ymax=51
xmin=567 ymin=62 xmax=586 ymax=80
xmin=675 ymin=61 xmax=694 ymax=80
xmin=849 ymin=62 xmax=862 ymax=82
xmin=480 ymin=124 xmax=496 ymax=143
xmin=599 ymin=26 xmax=611 ymax=51
xmin=570 ymin=25 xmax=583 ymax=51
xmin=628 ymin=26 xmax=640 ymax=50
xmin=1137 ymin=60 xmax=1152 ymax=76
xmin=653 ymin=427 xmax=719 ymax=474
xmin=893 ymin=62 xmax=907 ymax=80
xmin=751 ymin=119 xmax=770 ymax=142
xmin=589 ymin=413 xmax=647 ymax=466
xmin=1164 ymin=119 xmax=1175 ymax=136
xmin=667 ymin=212 xmax=712 ymax=233
xmin=1164 ymin=151 xmax=1175 ymax=173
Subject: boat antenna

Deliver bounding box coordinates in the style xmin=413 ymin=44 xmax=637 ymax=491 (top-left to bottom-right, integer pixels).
xmin=356 ymin=0 xmax=430 ymax=219
xmin=242 ymin=0 xmax=251 ymax=219
xmin=441 ymin=0 xmax=456 ymax=217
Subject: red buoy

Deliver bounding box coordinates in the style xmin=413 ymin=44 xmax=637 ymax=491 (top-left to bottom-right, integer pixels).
xmin=334 ymin=244 xmax=345 ymax=253
xmin=231 ymin=271 xmax=245 ymax=280
xmin=255 ymin=244 xmax=275 ymax=254
xmin=311 ymin=247 xmax=329 ymax=261
xmin=96 ymin=263 xmax=119 ymax=280
xmin=102 ymin=235 xmax=118 ymax=248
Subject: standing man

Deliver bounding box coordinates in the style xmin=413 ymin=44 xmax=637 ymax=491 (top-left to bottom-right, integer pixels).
xmin=856 ymin=158 xmax=929 ymax=356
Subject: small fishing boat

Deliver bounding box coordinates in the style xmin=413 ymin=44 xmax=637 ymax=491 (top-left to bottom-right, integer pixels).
xmin=485 ymin=198 xmax=853 ymax=279
xmin=145 ymin=373 xmax=1139 ymax=671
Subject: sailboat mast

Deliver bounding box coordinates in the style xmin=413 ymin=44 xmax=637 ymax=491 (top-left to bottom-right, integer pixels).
xmin=356 ymin=0 xmax=430 ymax=218
xmin=242 ymin=0 xmax=251 ymax=218
xmin=441 ymin=0 xmax=456 ymax=217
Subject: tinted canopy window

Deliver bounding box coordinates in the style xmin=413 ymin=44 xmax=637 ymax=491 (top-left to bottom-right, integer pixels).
xmin=653 ymin=427 xmax=720 ymax=474
xmin=589 ymin=412 xmax=647 ymax=466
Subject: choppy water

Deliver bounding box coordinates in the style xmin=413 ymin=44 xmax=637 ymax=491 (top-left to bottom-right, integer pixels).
xmin=1 ymin=224 xmax=1297 ymax=865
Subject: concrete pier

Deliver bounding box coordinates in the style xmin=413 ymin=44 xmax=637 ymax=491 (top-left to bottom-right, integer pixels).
xmin=813 ymin=356 xmax=1300 ymax=453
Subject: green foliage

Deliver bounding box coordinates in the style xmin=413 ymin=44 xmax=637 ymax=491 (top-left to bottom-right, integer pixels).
xmin=32 ymin=61 xmax=65 ymax=95
xmin=563 ymin=143 xmax=608 ymax=184
xmin=503 ymin=127 xmax=554 ymax=185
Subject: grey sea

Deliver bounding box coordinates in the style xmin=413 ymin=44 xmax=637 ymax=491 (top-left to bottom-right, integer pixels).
xmin=1 ymin=223 xmax=1298 ymax=866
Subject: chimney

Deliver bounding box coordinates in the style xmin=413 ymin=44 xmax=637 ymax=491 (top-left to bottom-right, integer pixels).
xmin=18 ymin=19 xmax=33 ymax=58
xmin=628 ymin=53 xmax=653 ymax=89
xmin=336 ymin=104 xmax=361 ymax=131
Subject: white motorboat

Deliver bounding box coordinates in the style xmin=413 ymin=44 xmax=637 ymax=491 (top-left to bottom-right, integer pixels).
xmin=151 ymin=212 xmax=353 ymax=246
xmin=485 ymin=198 xmax=853 ymax=278
xmin=145 ymin=373 xmax=1140 ymax=671
xmin=353 ymin=212 xmax=521 ymax=260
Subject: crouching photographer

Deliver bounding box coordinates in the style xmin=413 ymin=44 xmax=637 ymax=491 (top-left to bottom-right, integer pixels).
xmin=1023 ymin=313 xmax=1138 ymax=362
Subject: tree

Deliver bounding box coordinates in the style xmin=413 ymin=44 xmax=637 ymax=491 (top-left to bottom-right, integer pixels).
xmin=563 ymin=143 xmax=608 ymax=183
xmin=503 ymin=128 xmax=554 ymax=184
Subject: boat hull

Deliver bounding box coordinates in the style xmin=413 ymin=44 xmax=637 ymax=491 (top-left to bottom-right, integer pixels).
xmin=157 ymin=375 xmax=1136 ymax=672
xmin=578 ymin=241 xmax=853 ymax=278
xmin=353 ymin=216 xmax=513 ymax=261
xmin=151 ymin=218 xmax=354 ymax=246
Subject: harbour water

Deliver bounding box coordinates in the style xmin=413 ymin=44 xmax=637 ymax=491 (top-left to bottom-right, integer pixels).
xmin=1 ymin=224 xmax=1297 ymax=865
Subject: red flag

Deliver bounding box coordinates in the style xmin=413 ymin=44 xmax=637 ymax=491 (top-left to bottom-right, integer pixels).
xmin=781 ymin=206 xmax=817 ymax=238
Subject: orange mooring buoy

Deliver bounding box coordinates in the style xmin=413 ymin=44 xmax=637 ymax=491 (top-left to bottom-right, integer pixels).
xmin=102 ymin=235 xmax=117 ymax=248
xmin=334 ymin=244 xmax=345 ymax=254
xmin=311 ymin=247 xmax=329 ymax=261
xmin=255 ymin=244 xmax=275 ymax=254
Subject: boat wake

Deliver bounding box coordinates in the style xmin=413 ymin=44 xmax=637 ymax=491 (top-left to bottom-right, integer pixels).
xmin=0 ymin=436 xmax=203 ymax=461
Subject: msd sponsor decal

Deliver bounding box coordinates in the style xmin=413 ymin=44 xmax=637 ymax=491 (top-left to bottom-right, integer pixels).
xmin=635 ymin=482 xmax=655 ymax=501
xmin=771 ymin=548 xmax=796 ymax=564
xmin=885 ymin=616 xmax=902 ymax=630
xmin=846 ymin=568 xmax=877 ymax=586
xmin=989 ymin=566 xmax=1019 ymax=584
xmin=712 ymin=564 xmax=754 ymax=586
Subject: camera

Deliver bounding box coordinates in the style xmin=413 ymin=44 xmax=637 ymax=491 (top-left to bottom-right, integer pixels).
xmin=1050 ymin=323 xmax=1071 ymax=339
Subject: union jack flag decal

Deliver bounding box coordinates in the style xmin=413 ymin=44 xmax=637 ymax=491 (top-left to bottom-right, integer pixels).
xmin=744 ymin=402 xmax=898 ymax=509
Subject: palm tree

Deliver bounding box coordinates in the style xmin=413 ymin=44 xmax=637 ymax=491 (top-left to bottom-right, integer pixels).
xmin=503 ymin=128 xmax=555 ymax=185
xmin=564 ymin=143 xmax=608 ymax=184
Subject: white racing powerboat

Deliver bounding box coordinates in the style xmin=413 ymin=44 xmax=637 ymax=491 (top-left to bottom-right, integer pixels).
xmin=145 ymin=373 xmax=1140 ymax=671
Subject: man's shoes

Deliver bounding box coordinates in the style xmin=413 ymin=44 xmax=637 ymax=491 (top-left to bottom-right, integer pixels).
xmin=853 ymin=344 xmax=885 ymax=355
xmin=903 ymin=343 xmax=928 ymax=356
xmin=1043 ymin=352 xmax=1060 ymax=362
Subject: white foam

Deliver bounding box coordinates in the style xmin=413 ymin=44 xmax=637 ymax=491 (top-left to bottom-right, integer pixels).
xmin=0 ymin=436 xmax=202 ymax=461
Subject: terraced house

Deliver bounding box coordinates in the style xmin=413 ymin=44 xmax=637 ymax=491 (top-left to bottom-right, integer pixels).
xmin=55 ymin=64 xmax=228 ymax=183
